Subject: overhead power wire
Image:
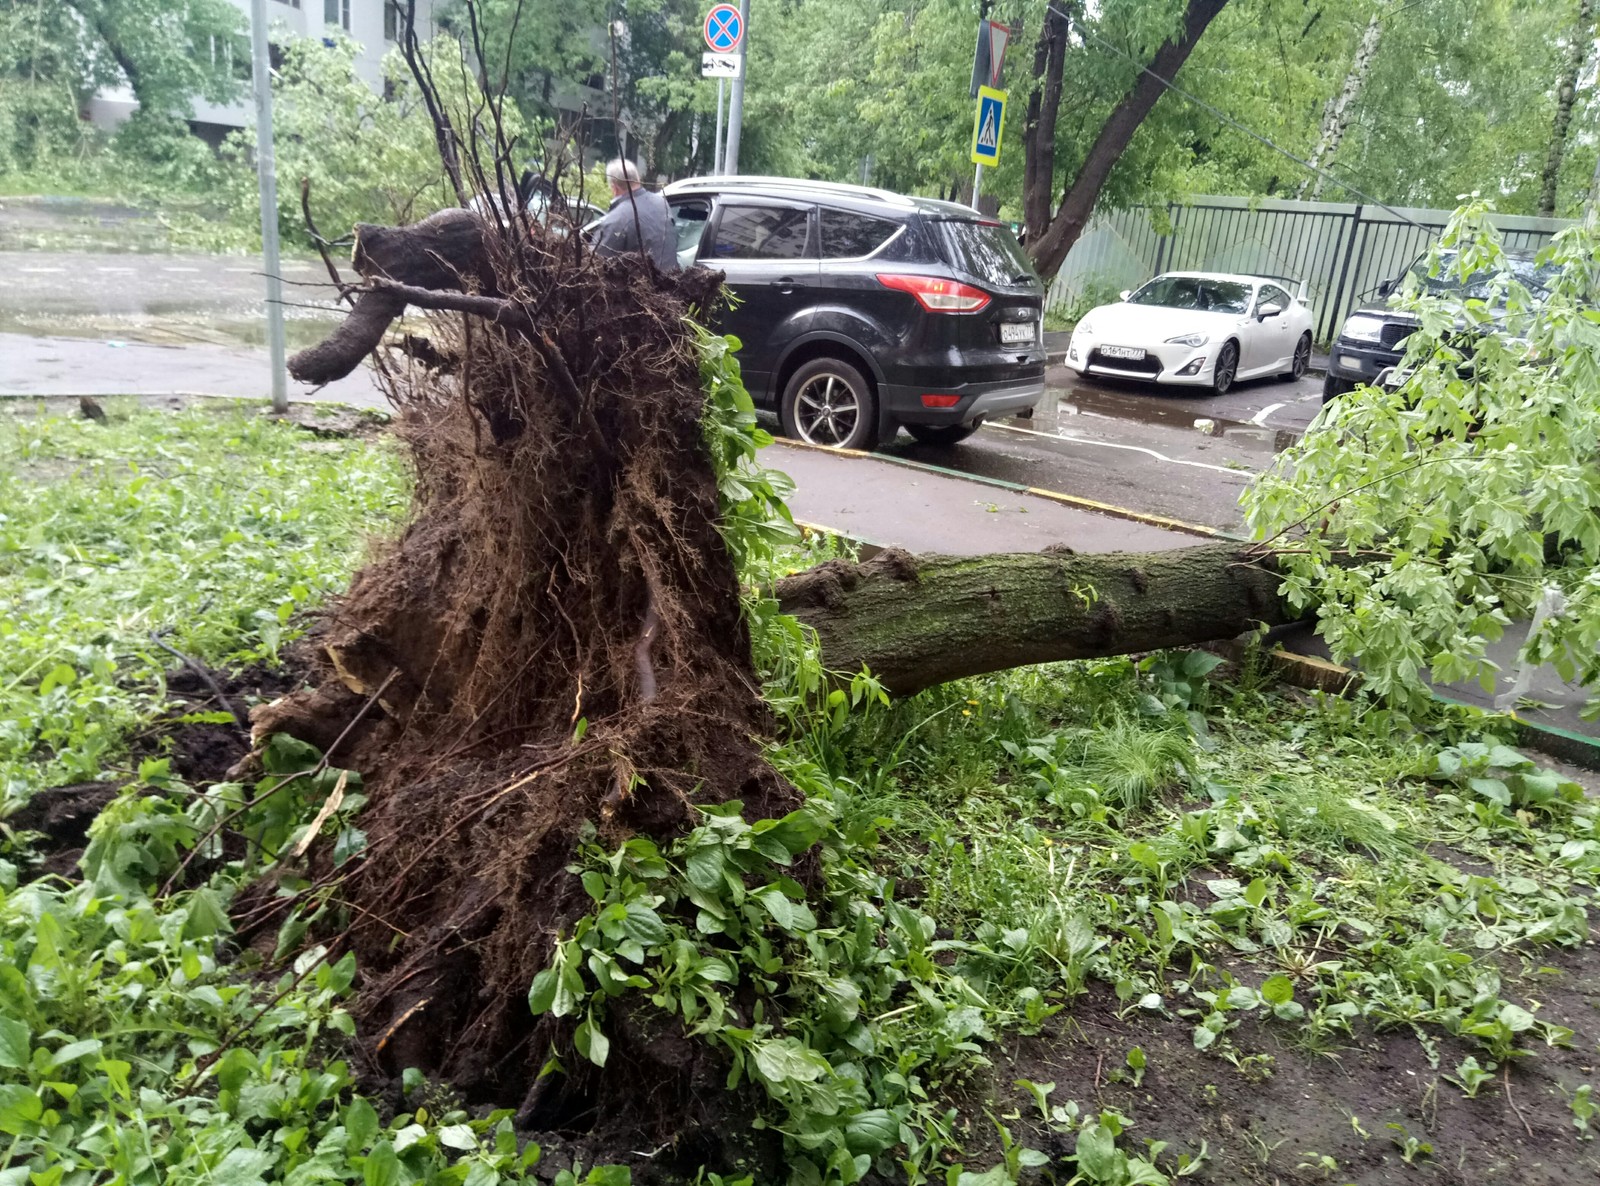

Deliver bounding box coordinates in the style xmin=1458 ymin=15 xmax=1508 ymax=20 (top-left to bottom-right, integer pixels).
xmin=1043 ymin=0 xmax=1427 ymax=230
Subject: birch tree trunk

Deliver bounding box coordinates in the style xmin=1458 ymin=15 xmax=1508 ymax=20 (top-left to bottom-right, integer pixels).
xmin=1297 ymin=6 xmax=1385 ymax=201
xmin=1539 ymin=0 xmax=1595 ymax=219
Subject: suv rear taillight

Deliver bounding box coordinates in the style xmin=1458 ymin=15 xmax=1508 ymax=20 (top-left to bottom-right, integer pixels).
xmin=877 ymin=273 xmax=992 ymax=313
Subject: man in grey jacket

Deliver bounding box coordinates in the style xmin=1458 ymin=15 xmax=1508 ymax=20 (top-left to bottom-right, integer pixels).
xmin=590 ymin=158 xmax=680 ymax=272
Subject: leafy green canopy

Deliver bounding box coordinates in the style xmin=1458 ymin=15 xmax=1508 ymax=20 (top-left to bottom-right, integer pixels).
xmin=1246 ymin=202 xmax=1600 ymax=713
xmin=0 ymin=0 xmax=244 ymax=191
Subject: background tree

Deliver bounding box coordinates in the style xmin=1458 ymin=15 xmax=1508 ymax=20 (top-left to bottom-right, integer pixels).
xmin=1319 ymin=0 xmax=1570 ymax=214
xmin=222 ymin=33 xmax=527 ymax=246
xmin=56 ymin=0 xmax=245 ymax=121
xmin=0 ymin=0 xmax=244 ymax=187
xmin=1296 ymin=0 xmax=1386 ymax=200
xmin=1539 ymin=0 xmax=1595 ymax=218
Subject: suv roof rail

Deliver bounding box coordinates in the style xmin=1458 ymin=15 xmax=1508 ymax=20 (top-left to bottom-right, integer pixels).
xmin=665 ymin=175 xmax=918 ymax=208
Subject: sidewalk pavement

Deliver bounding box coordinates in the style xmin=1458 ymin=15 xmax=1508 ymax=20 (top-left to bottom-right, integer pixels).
xmin=772 ymin=441 xmax=1214 ymax=556
xmin=0 ymin=333 xmax=383 ymax=410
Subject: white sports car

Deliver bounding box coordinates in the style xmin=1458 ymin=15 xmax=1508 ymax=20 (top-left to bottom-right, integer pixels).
xmin=1064 ymin=271 xmax=1316 ymax=395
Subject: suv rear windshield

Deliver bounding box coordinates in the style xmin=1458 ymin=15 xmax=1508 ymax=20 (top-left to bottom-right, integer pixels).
xmin=934 ymin=219 xmax=1035 ymax=289
xmin=1417 ymin=250 xmax=1558 ymax=302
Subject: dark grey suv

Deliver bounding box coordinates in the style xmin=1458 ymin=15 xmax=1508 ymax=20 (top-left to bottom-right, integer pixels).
xmin=663 ymin=177 xmax=1047 ymax=450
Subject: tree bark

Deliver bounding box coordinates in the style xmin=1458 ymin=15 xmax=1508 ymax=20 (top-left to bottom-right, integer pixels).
xmin=287 ymin=208 xmax=496 ymax=385
xmin=776 ymin=542 xmax=1295 ymax=698
xmin=61 ymin=0 xmax=147 ymax=114
xmin=1539 ymin=0 xmax=1594 ymax=218
xmin=1027 ymin=0 xmax=1230 ymax=281
xmin=1297 ymin=5 xmax=1385 ymax=202
xmin=1022 ymin=2 xmax=1071 ymax=242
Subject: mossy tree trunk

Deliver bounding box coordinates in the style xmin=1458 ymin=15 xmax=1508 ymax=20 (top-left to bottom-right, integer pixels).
xmin=776 ymin=543 xmax=1295 ymax=697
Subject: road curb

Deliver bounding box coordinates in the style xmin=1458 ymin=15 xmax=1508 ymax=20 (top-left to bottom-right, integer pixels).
xmin=773 ymin=437 xmax=1240 ymax=541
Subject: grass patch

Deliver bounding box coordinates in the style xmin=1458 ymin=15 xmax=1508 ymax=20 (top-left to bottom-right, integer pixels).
xmin=0 ymin=399 xmax=408 ymax=809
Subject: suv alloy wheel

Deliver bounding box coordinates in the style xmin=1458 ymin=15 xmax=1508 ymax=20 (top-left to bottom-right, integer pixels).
xmin=780 ymin=358 xmax=879 ymax=451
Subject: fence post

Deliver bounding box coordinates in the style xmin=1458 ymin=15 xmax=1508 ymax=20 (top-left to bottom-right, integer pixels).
xmin=1324 ymin=205 xmax=1364 ymax=343
xmin=1153 ymin=203 xmax=1177 ymax=274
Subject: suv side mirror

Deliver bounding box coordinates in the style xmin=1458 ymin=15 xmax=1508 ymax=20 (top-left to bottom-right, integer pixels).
xmin=1376 ymin=278 xmax=1396 ymax=298
xmin=1258 ymin=302 xmax=1284 ymax=321
xmin=1118 ymin=290 xmax=1131 ymax=302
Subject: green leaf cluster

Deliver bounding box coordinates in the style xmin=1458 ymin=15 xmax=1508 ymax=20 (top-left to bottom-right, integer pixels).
xmin=0 ymin=401 xmax=406 ymax=818
xmin=1245 ymin=203 xmax=1600 ymax=716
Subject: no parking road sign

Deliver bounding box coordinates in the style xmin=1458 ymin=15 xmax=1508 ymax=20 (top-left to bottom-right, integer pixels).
xmin=970 ymin=86 xmax=1006 ymax=168
xmin=704 ymin=4 xmax=744 ymax=53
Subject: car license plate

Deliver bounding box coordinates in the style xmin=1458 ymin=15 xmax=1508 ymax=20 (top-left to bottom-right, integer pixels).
xmin=1100 ymin=345 xmax=1146 ymax=361
xmin=1000 ymin=321 xmax=1036 ymax=345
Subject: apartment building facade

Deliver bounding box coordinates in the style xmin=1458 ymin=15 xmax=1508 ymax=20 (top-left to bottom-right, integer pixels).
xmin=87 ymin=0 xmax=440 ymax=142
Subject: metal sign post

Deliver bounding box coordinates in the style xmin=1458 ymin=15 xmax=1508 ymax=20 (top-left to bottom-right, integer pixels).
xmin=966 ymin=16 xmax=1011 ymax=212
xmin=724 ymin=0 xmax=751 ymax=175
xmin=713 ymin=78 xmax=726 ymax=173
xmin=970 ymin=85 xmax=1006 ymax=210
xmin=248 ymin=0 xmax=287 ymax=415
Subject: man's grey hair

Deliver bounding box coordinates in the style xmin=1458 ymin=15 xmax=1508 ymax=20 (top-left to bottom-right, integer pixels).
xmin=605 ymin=158 xmax=642 ymax=187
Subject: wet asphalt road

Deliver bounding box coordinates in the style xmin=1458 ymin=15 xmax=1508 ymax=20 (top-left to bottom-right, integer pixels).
xmin=0 ymin=234 xmax=1322 ymax=534
xmin=884 ymin=364 xmax=1325 ymax=533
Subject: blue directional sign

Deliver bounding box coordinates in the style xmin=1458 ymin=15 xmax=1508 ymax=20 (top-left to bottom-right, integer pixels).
xmin=970 ymin=86 xmax=1006 ymax=168
xmin=704 ymin=5 xmax=743 ymax=53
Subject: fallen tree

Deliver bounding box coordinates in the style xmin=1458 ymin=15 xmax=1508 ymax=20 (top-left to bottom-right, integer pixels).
xmin=262 ymin=138 xmax=1300 ymax=1168
xmin=777 ymin=543 xmax=1294 ymax=698
xmin=245 ymin=8 xmax=1600 ymax=1172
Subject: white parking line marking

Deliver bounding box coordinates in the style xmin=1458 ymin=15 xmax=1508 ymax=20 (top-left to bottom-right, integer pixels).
xmin=96 ymin=267 xmax=135 ymax=273
xmin=1250 ymin=401 xmax=1286 ymax=426
xmin=162 ymin=267 xmax=201 ymax=273
xmin=986 ymin=420 xmax=1251 ymax=475
xmin=19 ymin=267 xmax=64 ymax=273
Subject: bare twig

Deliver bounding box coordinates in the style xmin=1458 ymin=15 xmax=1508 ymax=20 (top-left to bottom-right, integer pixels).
xmin=149 ymin=632 xmax=248 ymax=731
xmin=1503 ymin=1064 xmax=1536 ymax=1139
xmin=300 ymin=176 xmax=357 ymax=308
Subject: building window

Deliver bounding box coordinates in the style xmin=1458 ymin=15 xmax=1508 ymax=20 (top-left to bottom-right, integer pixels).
xmin=324 ymin=0 xmax=350 ymax=30
xmin=384 ymin=2 xmax=402 ymax=41
xmin=273 ymin=0 xmax=300 ymax=8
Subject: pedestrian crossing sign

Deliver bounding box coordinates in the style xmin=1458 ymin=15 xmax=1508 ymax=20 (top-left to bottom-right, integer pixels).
xmin=971 ymin=86 xmax=1006 ymax=167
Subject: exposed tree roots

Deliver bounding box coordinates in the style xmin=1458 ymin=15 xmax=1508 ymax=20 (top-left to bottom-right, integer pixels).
xmin=259 ymin=219 xmax=796 ymax=1127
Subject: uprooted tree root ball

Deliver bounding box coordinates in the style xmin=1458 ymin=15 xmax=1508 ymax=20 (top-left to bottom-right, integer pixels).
xmin=255 ymin=215 xmax=797 ymax=1134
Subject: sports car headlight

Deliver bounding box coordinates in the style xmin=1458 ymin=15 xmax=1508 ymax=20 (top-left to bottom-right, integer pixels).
xmin=1341 ymin=314 xmax=1387 ymax=343
xmin=1075 ymin=319 xmax=1096 ymax=338
xmin=1164 ymin=332 xmax=1209 ymax=348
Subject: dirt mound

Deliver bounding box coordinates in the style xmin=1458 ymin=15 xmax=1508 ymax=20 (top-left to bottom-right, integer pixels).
xmin=262 ymin=215 xmax=795 ymax=1123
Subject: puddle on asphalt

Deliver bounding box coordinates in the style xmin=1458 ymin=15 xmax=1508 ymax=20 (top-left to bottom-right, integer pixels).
xmin=1018 ymin=386 xmax=1301 ymax=457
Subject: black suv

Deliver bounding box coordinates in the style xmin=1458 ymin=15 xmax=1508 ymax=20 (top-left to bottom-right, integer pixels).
xmin=663 ymin=177 xmax=1047 ymax=449
xmin=1322 ymin=248 xmax=1553 ymax=403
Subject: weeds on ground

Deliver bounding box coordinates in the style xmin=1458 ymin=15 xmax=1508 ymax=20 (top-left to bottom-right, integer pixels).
xmin=0 ymin=401 xmax=407 ymax=812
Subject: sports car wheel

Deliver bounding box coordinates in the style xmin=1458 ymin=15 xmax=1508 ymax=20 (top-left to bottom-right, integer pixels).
xmin=1211 ymin=340 xmax=1239 ymax=395
xmin=1283 ymin=332 xmax=1312 ymax=381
